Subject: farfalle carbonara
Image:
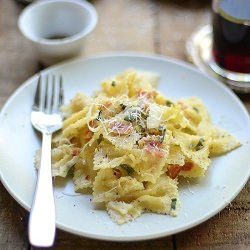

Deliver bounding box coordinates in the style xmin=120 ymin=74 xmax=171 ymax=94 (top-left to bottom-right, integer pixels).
xmin=48 ymin=69 xmax=240 ymax=224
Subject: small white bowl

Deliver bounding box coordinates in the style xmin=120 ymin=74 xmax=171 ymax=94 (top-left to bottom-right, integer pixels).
xmin=18 ymin=0 xmax=98 ymax=66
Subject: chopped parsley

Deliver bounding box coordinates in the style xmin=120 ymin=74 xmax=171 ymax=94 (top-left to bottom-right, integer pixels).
xmin=119 ymin=164 xmax=134 ymax=174
xmin=166 ymin=100 xmax=174 ymax=107
xmin=195 ymin=138 xmax=205 ymax=151
xmin=120 ymin=103 xmax=127 ymax=110
xmin=124 ymin=112 xmax=137 ymax=122
xmin=135 ymin=124 xmax=145 ymax=134
xmin=96 ymin=110 xmax=103 ymax=121
xmin=97 ymin=134 xmax=103 ymax=144
xmin=124 ymin=107 xmax=144 ymax=122
xmin=159 ymin=124 xmax=166 ymax=142
xmin=171 ymin=198 xmax=177 ymax=210
xmin=193 ymin=107 xmax=199 ymax=113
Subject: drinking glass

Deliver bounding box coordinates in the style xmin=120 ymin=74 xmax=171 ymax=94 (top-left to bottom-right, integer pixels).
xmin=211 ymin=0 xmax=250 ymax=82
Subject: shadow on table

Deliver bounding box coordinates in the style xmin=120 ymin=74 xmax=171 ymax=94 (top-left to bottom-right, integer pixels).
xmin=152 ymin=0 xmax=210 ymax=9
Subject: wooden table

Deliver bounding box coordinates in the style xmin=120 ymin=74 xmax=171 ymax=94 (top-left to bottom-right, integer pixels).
xmin=0 ymin=0 xmax=249 ymax=249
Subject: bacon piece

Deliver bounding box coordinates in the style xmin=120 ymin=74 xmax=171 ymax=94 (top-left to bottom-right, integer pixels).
xmin=143 ymin=140 xmax=165 ymax=158
xmin=109 ymin=120 xmax=133 ymax=135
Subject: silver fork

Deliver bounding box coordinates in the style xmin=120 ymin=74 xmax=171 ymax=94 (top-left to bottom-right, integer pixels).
xmin=29 ymin=74 xmax=64 ymax=247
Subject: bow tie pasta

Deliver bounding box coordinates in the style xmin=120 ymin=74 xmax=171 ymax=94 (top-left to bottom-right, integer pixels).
xmin=48 ymin=69 xmax=240 ymax=224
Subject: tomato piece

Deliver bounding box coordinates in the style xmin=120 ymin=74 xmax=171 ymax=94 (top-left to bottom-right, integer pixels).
xmin=168 ymin=164 xmax=182 ymax=179
xmin=168 ymin=161 xmax=194 ymax=179
xmin=181 ymin=161 xmax=193 ymax=171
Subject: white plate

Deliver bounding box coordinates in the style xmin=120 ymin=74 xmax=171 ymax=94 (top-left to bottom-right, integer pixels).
xmin=0 ymin=53 xmax=250 ymax=241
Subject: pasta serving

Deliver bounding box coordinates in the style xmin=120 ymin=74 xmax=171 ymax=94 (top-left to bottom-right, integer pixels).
xmin=47 ymin=69 xmax=240 ymax=224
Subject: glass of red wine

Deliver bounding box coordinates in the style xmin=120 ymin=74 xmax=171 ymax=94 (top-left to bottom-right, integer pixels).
xmin=211 ymin=0 xmax=250 ymax=82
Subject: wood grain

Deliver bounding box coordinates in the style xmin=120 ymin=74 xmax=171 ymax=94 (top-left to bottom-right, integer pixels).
xmin=0 ymin=0 xmax=40 ymax=109
xmin=83 ymin=0 xmax=155 ymax=56
xmin=0 ymin=182 xmax=29 ymax=250
xmin=0 ymin=0 xmax=249 ymax=249
xmin=157 ymin=0 xmax=210 ymax=59
xmin=175 ymin=184 xmax=250 ymax=250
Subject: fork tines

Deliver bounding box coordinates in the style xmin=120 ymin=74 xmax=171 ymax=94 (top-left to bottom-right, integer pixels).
xmin=33 ymin=74 xmax=64 ymax=114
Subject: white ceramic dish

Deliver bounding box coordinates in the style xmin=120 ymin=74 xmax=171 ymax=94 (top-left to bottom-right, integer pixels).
xmin=18 ymin=0 xmax=98 ymax=66
xmin=0 ymin=53 xmax=249 ymax=241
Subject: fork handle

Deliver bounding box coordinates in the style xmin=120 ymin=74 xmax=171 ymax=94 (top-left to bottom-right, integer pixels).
xmin=28 ymin=132 xmax=56 ymax=247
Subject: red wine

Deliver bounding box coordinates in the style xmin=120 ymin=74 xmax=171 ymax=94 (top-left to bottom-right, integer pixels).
xmin=212 ymin=1 xmax=250 ymax=73
xmin=45 ymin=34 xmax=69 ymax=40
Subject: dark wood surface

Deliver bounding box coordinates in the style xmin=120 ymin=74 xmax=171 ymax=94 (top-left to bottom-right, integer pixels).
xmin=0 ymin=0 xmax=249 ymax=249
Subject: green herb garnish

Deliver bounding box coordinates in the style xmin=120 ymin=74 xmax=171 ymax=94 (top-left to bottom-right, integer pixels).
xmin=96 ymin=110 xmax=103 ymax=121
xmin=166 ymin=100 xmax=174 ymax=107
xmin=171 ymin=198 xmax=177 ymax=210
xmin=97 ymin=134 xmax=103 ymax=144
xmin=120 ymin=103 xmax=127 ymax=110
xmin=195 ymin=138 xmax=205 ymax=151
xmin=159 ymin=124 xmax=166 ymax=142
xmin=135 ymin=124 xmax=145 ymax=133
xmin=120 ymin=164 xmax=134 ymax=174
xmin=124 ymin=112 xmax=137 ymax=122
xmin=124 ymin=107 xmax=140 ymax=122
xmin=193 ymin=107 xmax=199 ymax=113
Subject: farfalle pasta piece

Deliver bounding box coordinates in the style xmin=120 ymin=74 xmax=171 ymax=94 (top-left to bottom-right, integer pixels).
xmin=106 ymin=201 xmax=143 ymax=224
